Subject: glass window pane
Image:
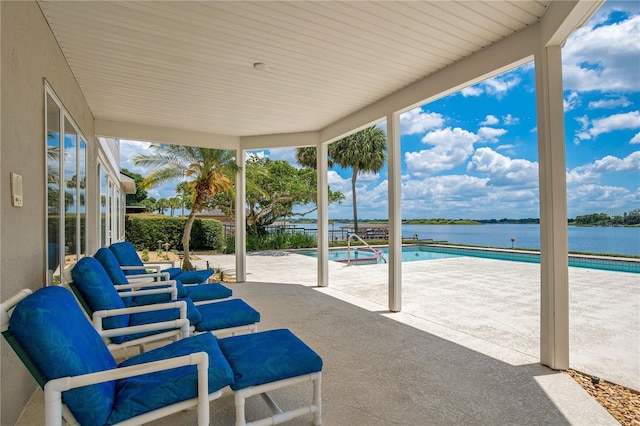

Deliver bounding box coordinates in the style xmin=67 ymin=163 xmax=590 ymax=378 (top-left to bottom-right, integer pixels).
xmin=64 ymin=118 xmax=77 ymax=266
xmin=100 ymin=166 xmax=107 ymax=247
xmin=79 ymin=139 xmax=87 ymax=256
xmin=46 ymin=93 xmax=61 ymax=285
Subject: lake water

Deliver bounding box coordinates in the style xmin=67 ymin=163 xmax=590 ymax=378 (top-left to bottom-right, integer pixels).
xmin=315 ymin=223 xmax=640 ymax=256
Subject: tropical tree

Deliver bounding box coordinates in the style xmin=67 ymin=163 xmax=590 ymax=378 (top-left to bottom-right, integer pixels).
xmin=156 ymin=198 xmax=170 ymax=215
xmin=168 ymin=197 xmax=182 ymax=216
xmin=133 ymin=145 xmax=237 ymax=270
xmin=121 ymin=168 xmax=148 ymax=205
xmin=295 ymin=126 xmax=387 ymax=233
xmin=175 ymin=181 xmax=192 ymax=216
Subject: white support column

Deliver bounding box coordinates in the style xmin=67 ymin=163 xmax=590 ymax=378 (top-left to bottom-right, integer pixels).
xmin=235 ymin=149 xmax=247 ymax=283
xmin=387 ymin=113 xmax=402 ymax=312
xmin=535 ymin=44 xmax=569 ymax=370
xmin=317 ymin=142 xmax=329 ymax=287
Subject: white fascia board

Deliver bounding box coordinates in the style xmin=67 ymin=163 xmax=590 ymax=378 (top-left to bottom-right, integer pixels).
xmin=95 ymin=119 xmax=240 ymax=149
xmin=320 ymin=23 xmax=539 ymax=144
xmin=240 ymin=131 xmax=320 ymax=150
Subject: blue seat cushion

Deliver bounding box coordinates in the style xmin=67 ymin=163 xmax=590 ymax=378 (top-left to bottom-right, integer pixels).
xmin=218 ymin=329 xmax=322 ymax=391
xmin=195 ymin=299 xmax=260 ymax=332
xmin=118 ymin=298 xmax=203 ymax=344
xmin=71 ymin=257 xmax=130 ymax=330
xmin=94 ymin=247 xmax=134 ymax=306
xmin=184 ymin=283 xmax=232 ymax=301
xmin=110 ymin=241 xmax=147 ymax=276
xmin=162 ymin=267 xmax=184 ymax=280
xmin=111 ymin=333 xmax=234 ymax=424
xmin=9 ymin=286 xmax=117 ymax=426
xmin=129 ymin=279 xmax=188 ymax=306
xmin=168 ymin=269 xmax=214 ymax=284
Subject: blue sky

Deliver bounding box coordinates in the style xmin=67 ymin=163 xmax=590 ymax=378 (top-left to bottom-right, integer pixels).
xmin=121 ymin=1 xmax=639 ymax=220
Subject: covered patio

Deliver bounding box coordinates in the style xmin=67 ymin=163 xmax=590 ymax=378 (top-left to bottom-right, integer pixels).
xmin=18 ymin=252 xmax=630 ymax=425
xmin=1 ymin=1 xmax=613 ymax=424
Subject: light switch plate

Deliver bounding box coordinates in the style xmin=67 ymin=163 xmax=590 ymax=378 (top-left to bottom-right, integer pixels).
xmin=11 ymin=172 xmax=23 ymax=207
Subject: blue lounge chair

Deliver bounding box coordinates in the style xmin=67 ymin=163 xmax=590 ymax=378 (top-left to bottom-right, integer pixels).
xmin=70 ymin=257 xmax=259 ymax=351
xmin=95 ymin=247 xmax=231 ymax=306
xmin=1 ymin=286 xmax=233 ymax=425
xmin=3 ymin=287 xmax=323 ymax=425
xmin=110 ymin=241 xmax=214 ymax=284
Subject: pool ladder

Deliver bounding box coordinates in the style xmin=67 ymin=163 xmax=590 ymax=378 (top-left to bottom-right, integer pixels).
xmin=346 ymin=233 xmax=387 ymax=265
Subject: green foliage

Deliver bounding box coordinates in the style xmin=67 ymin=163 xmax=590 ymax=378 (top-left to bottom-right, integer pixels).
xmin=217 ymin=156 xmax=344 ymax=236
xmin=573 ymin=209 xmax=640 ymax=226
xmin=125 ymin=215 xmax=224 ymax=251
xmin=141 ymin=249 xmax=149 ymax=261
xmin=223 ymin=230 xmax=316 ymax=253
xmin=121 ymin=168 xmax=148 ymax=205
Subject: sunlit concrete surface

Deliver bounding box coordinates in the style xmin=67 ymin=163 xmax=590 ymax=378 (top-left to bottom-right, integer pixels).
xmin=17 ymin=250 xmax=635 ymax=425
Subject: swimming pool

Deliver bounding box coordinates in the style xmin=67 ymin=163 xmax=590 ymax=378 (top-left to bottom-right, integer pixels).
xmin=296 ymin=245 xmax=640 ymax=273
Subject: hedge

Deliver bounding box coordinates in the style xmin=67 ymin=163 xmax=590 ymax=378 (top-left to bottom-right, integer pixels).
xmin=125 ymin=215 xmax=224 ymax=251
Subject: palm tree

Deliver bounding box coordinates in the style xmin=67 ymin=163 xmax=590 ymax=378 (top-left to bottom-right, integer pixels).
xmin=168 ymin=197 xmax=181 ymax=216
xmin=295 ymin=126 xmax=387 ymax=234
xmin=133 ymin=145 xmax=238 ymax=270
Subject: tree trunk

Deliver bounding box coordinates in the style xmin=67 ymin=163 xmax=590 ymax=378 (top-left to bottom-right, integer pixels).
xmin=351 ymin=166 xmax=358 ymax=235
xmin=181 ymin=194 xmax=203 ymax=271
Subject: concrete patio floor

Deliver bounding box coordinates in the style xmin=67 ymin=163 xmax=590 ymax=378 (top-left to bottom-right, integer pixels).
xmin=17 ymin=250 xmax=637 ymax=425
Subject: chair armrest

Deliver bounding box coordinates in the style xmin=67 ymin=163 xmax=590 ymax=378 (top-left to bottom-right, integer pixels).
xmin=121 ymin=264 xmax=162 ymax=274
xmin=98 ymin=317 xmax=190 ymax=340
xmin=127 ymin=271 xmax=172 ymax=282
xmin=114 ymin=279 xmax=178 ymax=300
xmin=143 ymin=260 xmax=177 ymax=268
xmin=92 ymin=300 xmax=187 ymax=330
xmin=43 ymin=352 xmax=210 ymax=426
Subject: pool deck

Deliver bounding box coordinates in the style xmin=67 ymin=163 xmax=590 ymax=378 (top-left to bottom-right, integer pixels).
xmin=16 ymin=250 xmax=637 ymax=425
xmin=203 ymin=250 xmax=639 ymax=392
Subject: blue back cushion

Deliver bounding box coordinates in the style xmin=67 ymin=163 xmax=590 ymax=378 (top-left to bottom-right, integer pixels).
xmin=94 ymin=248 xmax=133 ymax=307
xmin=9 ymin=286 xmax=117 ymax=425
xmin=110 ymin=242 xmax=145 ymax=276
xmin=71 ymin=257 xmax=130 ymax=331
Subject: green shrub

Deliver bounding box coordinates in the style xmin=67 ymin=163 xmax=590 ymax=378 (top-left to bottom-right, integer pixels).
xmin=225 ymin=230 xmax=316 ymax=253
xmin=125 ymin=215 xmax=224 ymax=251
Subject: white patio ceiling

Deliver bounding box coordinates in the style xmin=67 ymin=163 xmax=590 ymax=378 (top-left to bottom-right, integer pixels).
xmin=38 ymin=1 xmax=551 ymax=139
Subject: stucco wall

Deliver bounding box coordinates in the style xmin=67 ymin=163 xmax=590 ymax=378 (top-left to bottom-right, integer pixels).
xmin=1 ymin=2 xmax=97 ymax=423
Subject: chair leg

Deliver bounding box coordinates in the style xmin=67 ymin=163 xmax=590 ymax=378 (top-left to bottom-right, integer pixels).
xmin=313 ymin=372 xmax=322 ymax=426
xmin=235 ymin=390 xmax=247 ymax=426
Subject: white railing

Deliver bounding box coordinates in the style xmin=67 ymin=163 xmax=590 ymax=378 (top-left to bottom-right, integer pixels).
xmin=346 ymin=233 xmax=387 ymax=265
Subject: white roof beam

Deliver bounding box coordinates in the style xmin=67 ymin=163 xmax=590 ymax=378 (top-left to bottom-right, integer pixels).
xmin=95 ymin=119 xmax=240 ymax=149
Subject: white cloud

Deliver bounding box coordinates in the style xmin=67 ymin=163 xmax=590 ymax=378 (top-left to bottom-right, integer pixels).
xmin=575 ymin=111 xmax=640 ymax=142
xmin=590 ymin=111 xmax=640 ymax=137
xmin=480 ymin=115 xmax=499 ymax=125
xmin=483 ymin=75 xmax=521 ymax=99
xmin=459 ymin=73 xmax=521 ymax=99
xmin=400 ymin=108 xmax=445 ymax=135
xmin=563 ymin=11 xmax=640 ymax=92
xmin=588 ymin=96 xmax=632 ymax=109
xmin=477 ymin=127 xmax=507 ymax=143
xmin=404 ymin=127 xmax=479 ymax=176
xmin=119 ymin=139 xmax=154 ymax=174
xmin=467 ymin=147 xmax=538 ymax=186
xmin=566 ymin=151 xmax=640 ymax=184
xmin=567 ymin=184 xmax=636 ymax=215
xmin=502 ymin=114 xmax=520 ymax=125
xmin=461 ymin=85 xmax=483 ymax=97
xmin=564 ymin=91 xmax=581 ymax=112
xmin=593 ymin=151 xmax=640 ymax=172
xmin=631 ymin=132 xmax=640 ymax=144
xmin=267 ymin=148 xmax=298 ymax=164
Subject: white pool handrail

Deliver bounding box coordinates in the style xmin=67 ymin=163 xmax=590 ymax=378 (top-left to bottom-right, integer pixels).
xmin=346 ymin=233 xmax=387 ymax=265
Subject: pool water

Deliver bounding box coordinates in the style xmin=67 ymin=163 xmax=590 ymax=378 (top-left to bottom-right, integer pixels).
xmin=296 ymin=245 xmax=639 ymax=273
xmin=316 ymin=246 xmax=460 ymax=262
